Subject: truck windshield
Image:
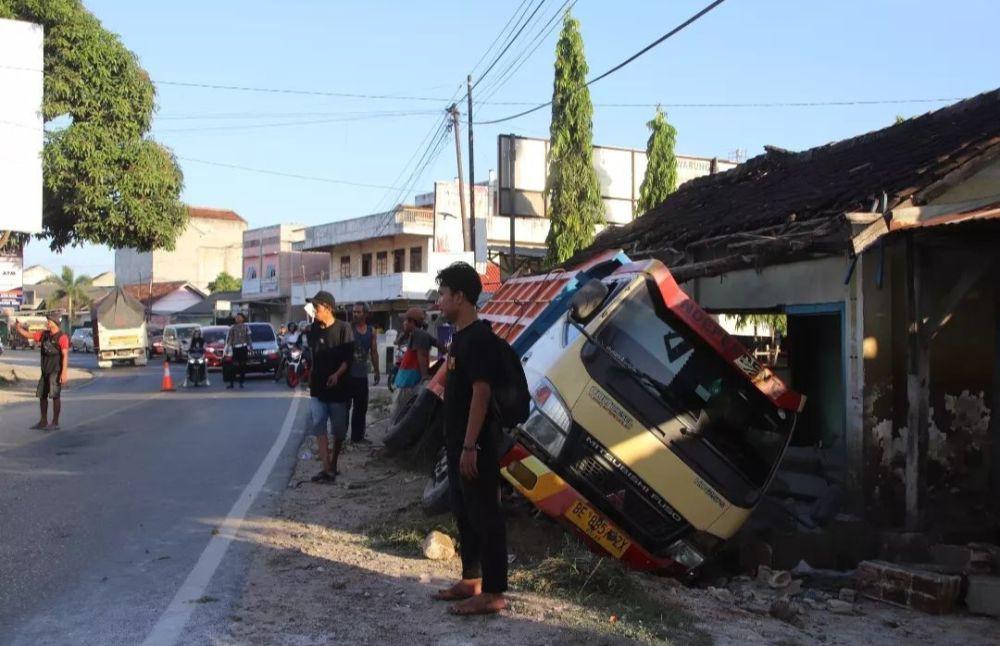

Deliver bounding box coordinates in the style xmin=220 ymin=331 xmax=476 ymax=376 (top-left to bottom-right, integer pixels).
xmin=593 ymin=281 xmax=792 ymax=489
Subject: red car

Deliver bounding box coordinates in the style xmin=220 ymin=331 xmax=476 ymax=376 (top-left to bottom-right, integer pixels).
xmin=200 ymin=325 xmax=230 ymax=370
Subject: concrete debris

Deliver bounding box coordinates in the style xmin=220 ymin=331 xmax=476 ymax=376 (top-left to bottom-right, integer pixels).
xmin=965 ymin=575 xmax=1000 ymax=618
xmin=827 ymin=599 xmax=856 ymax=615
xmin=838 ymin=588 xmax=857 ymax=603
xmin=757 ymin=565 xmax=793 ymax=589
xmin=769 ymin=598 xmax=804 ymax=627
xmin=708 ymin=586 xmax=735 ymax=604
xmin=856 ymin=560 xmax=962 ymax=615
xmin=421 ymin=531 xmax=455 ymax=561
xmin=931 ymin=543 xmax=999 ymax=575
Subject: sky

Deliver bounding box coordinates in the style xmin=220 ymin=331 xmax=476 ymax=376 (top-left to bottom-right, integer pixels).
xmin=21 ymin=0 xmax=1000 ymax=275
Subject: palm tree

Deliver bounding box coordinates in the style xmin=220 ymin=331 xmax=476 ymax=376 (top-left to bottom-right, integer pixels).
xmin=46 ymin=266 xmax=93 ymax=326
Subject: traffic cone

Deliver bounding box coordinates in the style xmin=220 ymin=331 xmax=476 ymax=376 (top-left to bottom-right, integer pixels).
xmin=161 ymin=359 xmax=175 ymax=391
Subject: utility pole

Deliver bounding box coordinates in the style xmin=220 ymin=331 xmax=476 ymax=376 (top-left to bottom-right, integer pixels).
xmin=467 ymin=74 xmax=477 ymax=262
xmin=449 ymin=104 xmax=469 ymax=251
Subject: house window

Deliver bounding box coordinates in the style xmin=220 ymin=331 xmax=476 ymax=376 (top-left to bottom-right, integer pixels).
xmin=340 ymin=255 xmax=351 ymax=279
xmin=376 ymin=251 xmax=388 ymax=275
xmin=393 ymin=249 xmax=405 ymax=273
xmin=409 ymin=246 xmax=423 ymax=272
xmin=361 ymin=253 xmax=372 ymax=277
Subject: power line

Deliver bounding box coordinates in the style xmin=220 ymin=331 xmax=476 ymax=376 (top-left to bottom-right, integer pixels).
xmin=475 ymin=0 xmax=729 ymax=125
xmin=176 ymin=156 xmax=406 ymax=190
xmin=476 ymin=0 xmax=575 ymax=105
xmin=469 ymin=0 xmax=531 ymax=77
xmin=470 ymin=0 xmax=548 ymax=92
xmin=155 ymin=79 xmax=457 ymax=102
xmin=153 ymin=110 xmax=439 ymax=132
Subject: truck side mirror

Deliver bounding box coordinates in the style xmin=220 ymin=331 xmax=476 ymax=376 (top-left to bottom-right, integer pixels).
xmin=569 ymin=279 xmax=609 ymax=324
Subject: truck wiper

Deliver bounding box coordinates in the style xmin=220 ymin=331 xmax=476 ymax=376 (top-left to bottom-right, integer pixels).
xmin=570 ymin=320 xmax=677 ymax=404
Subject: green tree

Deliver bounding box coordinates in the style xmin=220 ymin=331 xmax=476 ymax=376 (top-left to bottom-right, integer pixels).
xmin=208 ymin=272 xmax=241 ymax=293
xmin=636 ymin=107 xmax=678 ymax=215
xmin=45 ymin=265 xmax=92 ymax=323
xmin=544 ymin=11 xmax=604 ymax=267
xmin=0 ymin=0 xmax=186 ymax=252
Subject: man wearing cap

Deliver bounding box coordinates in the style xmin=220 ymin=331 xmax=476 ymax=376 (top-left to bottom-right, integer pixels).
xmin=225 ymin=312 xmax=251 ymax=389
xmin=11 ymin=314 xmax=70 ymax=430
xmin=305 ymin=290 xmax=355 ymax=483
xmin=391 ymin=306 xmax=433 ymax=422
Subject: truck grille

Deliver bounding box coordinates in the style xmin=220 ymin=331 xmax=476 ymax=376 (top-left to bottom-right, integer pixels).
xmin=563 ymin=429 xmax=688 ymax=547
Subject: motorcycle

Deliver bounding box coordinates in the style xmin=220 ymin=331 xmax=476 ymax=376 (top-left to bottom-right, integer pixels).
xmin=184 ymin=350 xmax=209 ymax=387
xmin=276 ymin=342 xmax=309 ymax=388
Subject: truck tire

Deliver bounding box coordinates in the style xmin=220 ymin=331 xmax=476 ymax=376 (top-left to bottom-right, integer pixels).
xmin=407 ymin=404 xmax=445 ymax=470
xmin=422 ymin=450 xmax=451 ymax=517
xmin=383 ymin=388 xmax=437 ymax=455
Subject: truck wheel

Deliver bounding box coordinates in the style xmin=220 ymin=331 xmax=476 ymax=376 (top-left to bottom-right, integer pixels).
xmin=407 ymin=405 xmax=445 ymax=470
xmin=383 ymin=388 xmax=437 ymax=455
xmin=422 ymin=450 xmax=451 ymax=517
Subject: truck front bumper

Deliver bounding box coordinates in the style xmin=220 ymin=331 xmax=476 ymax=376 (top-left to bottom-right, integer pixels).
xmin=500 ymin=442 xmax=688 ymax=575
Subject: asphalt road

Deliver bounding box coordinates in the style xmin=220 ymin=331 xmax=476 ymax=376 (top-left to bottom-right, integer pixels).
xmin=0 ymin=350 xmax=306 ymax=645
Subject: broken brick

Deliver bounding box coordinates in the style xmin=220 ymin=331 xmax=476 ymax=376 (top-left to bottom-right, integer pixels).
xmin=856 ymin=560 xmax=961 ymax=615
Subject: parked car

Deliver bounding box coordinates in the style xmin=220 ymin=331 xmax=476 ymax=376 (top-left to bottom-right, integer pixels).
xmin=200 ymin=325 xmax=229 ymax=370
xmin=221 ymin=322 xmax=281 ymax=379
xmin=71 ymin=327 xmax=95 ymax=353
xmin=162 ymin=323 xmax=200 ymax=362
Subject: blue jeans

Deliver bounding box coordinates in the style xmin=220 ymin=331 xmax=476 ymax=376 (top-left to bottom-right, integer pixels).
xmin=308 ymin=398 xmax=349 ymax=441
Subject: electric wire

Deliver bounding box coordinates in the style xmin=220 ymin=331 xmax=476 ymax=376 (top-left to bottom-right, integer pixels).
xmin=176 ymin=156 xmax=406 ymax=190
xmin=475 ymin=0 xmax=729 ymax=125
xmin=470 ymin=0 xmax=548 ymax=92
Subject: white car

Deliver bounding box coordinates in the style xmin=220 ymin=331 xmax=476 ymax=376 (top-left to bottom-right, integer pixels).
xmin=71 ymin=327 xmax=95 ymax=353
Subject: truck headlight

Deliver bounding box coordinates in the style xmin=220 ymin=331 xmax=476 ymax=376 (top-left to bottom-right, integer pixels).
xmin=521 ymin=378 xmax=571 ymax=458
xmin=664 ymin=539 xmax=705 ymax=571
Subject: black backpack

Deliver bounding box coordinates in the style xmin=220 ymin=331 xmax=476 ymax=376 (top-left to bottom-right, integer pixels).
xmin=489 ymin=328 xmax=531 ymax=429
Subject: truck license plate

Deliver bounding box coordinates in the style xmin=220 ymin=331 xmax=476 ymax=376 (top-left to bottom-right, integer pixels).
xmin=564 ymin=500 xmax=630 ymax=558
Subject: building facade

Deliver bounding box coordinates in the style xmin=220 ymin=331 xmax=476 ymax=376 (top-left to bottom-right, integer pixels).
xmin=115 ymin=206 xmax=247 ymax=291
xmin=239 ymin=224 xmax=328 ymax=325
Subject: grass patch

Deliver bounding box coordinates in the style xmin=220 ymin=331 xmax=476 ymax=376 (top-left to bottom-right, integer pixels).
xmin=510 ymin=536 xmax=710 ymax=645
xmin=364 ymin=509 xmax=457 ymax=557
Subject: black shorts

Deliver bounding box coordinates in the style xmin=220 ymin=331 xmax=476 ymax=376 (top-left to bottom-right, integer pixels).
xmin=36 ymin=372 xmax=62 ymax=400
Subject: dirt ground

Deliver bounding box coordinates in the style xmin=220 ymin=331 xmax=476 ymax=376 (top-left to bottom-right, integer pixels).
xmin=221 ymin=399 xmax=998 ymax=645
xmin=0 ymin=360 xmax=93 ymax=405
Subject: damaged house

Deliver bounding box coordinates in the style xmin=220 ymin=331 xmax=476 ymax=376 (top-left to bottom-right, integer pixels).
xmin=571 ymin=89 xmax=1000 ymax=549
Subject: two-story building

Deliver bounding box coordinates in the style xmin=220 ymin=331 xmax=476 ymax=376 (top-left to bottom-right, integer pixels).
xmin=115 ymin=206 xmax=247 ymax=292
xmin=239 ymin=224 xmax=328 ymax=325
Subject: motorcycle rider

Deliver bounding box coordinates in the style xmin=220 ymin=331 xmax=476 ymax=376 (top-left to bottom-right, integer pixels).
xmin=283 ymin=322 xmax=302 ymax=347
xmin=188 ymin=327 xmax=206 ymax=354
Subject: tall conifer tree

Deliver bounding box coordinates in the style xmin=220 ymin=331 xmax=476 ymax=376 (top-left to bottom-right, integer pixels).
xmin=637 ymin=107 xmax=678 ymax=215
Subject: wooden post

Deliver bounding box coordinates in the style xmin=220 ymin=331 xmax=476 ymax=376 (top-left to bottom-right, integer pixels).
xmin=991 ymin=283 xmax=1000 ymax=509
xmin=905 ymin=235 xmax=929 ymax=530
xmin=449 ymin=104 xmax=469 ymax=251
xmin=467 ymin=74 xmax=477 ymax=262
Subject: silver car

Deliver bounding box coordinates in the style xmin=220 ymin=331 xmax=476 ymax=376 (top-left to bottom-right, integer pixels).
xmin=71 ymin=327 xmax=94 ymax=353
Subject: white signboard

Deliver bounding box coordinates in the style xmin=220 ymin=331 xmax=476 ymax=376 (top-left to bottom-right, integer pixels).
xmin=497 ymin=134 xmax=737 ymax=223
xmin=0 ymin=19 xmax=44 ymax=234
xmin=0 ymin=250 xmax=24 ymax=309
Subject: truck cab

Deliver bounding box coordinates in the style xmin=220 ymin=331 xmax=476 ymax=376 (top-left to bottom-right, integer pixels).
xmin=501 ymin=259 xmax=804 ymax=574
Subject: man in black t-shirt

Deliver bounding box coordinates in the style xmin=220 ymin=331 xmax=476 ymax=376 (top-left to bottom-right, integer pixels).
xmin=431 ymin=262 xmax=507 ymax=616
xmin=305 ymin=290 xmax=355 ymax=483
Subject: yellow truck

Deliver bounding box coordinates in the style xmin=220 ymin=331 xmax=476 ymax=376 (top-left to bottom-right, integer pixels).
xmin=91 ymin=288 xmax=148 ymax=368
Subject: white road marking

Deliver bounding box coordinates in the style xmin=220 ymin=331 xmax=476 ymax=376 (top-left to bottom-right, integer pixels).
xmin=141 ymin=393 xmax=302 ymax=646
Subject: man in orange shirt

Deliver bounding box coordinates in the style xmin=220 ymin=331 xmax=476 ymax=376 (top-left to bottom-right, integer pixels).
xmin=11 ymin=314 xmax=70 ymax=430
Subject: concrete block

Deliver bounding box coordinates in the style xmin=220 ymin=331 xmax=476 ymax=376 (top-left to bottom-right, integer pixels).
xmin=856 ymin=560 xmax=961 ymax=615
xmin=932 ymin=543 xmax=998 ymax=574
xmin=966 ymin=576 xmax=1000 ymax=618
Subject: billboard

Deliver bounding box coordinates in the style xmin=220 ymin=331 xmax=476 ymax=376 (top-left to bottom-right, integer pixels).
xmin=497 ymin=134 xmax=736 ymax=225
xmin=0 ymin=249 xmax=24 ymax=310
xmin=0 ymin=19 xmax=44 ymax=234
